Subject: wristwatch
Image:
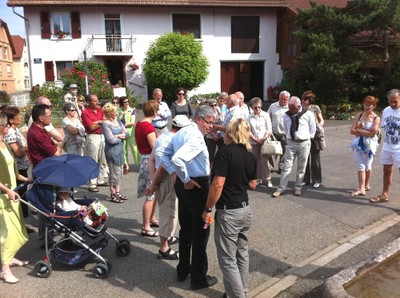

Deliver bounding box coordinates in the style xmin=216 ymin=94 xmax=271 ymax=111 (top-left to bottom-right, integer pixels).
xmin=204 ymin=206 xmax=213 ymax=213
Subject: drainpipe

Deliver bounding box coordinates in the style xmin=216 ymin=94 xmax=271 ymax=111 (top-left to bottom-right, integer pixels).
xmin=11 ymin=6 xmax=33 ymax=91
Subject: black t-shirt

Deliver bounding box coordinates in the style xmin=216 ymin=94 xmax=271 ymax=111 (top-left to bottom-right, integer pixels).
xmin=212 ymin=143 xmax=257 ymax=206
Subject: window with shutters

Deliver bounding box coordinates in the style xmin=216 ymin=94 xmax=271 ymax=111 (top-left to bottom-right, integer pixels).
xmin=56 ymin=61 xmax=74 ymax=80
xmin=231 ymin=16 xmax=259 ymax=53
xmin=41 ymin=12 xmax=81 ymax=39
xmin=172 ymin=14 xmax=201 ymax=39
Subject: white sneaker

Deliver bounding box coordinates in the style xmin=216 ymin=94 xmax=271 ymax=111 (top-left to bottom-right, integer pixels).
xmin=301 ymin=182 xmax=307 ymax=186
xmin=313 ymin=183 xmax=320 ymax=188
xmin=267 ymin=181 xmax=273 ymax=188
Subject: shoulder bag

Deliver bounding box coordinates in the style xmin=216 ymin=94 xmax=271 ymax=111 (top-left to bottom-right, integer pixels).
xmin=261 ymin=133 xmax=283 ymax=156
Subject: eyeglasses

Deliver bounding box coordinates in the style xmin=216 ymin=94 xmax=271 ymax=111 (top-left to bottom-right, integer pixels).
xmin=123 ymin=101 xmax=129 ymax=104
xmin=177 ymin=93 xmax=185 ymax=96
xmin=302 ymin=98 xmax=310 ymax=101
xmin=42 ymin=114 xmax=52 ymax=118
xmin=209 ymin=104 xmax=217 ymax=106
xmin=68 ymin=109 xmax=77 ymax=112
xmin=252 ymin=106 xmax=261 ymax=109
xmin=78 ymin=100 xmax=84 ymax=102
xmin=201 ymin=116 xmax=213 ymax=126
xmin=112 ymin=102 xmax=119 ymax=104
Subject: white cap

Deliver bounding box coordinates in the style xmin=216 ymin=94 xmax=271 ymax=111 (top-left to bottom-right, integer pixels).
xmin=172 ymin=115 xmax=191 ymax=128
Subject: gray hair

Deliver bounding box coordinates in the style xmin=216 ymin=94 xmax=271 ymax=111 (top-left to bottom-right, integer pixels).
xmin=387 ymin=89 xmax=400 ymax=98
xmin=249 ymin=97 xmax=262 ymax=107
xmin=63 ymin=102 xmax=75 ymax=114
xmin=279 ymin=90 xmax=291 ymax=99
xmin=153 ymin=88 xmax=162 ymax=95
xmin=228 ymin=94 xmax=240 ymax=106
xmin=289 ymin=96 xmax=301 ymax=107
xmin=193 ymin=105 xmax=215 ymax=120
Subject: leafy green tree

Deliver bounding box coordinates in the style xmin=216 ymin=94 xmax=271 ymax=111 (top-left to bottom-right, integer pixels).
xmin=142 ymin=33 xmax=209 ymax=103
xmin=0 ymin=91 xmax=11 ymax=105
xmin=34 ymin=82 xmax=64 ymax=109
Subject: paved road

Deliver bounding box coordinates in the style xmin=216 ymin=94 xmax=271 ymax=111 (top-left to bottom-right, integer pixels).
xmin=1 ymin=119 xmax=400 ymax=298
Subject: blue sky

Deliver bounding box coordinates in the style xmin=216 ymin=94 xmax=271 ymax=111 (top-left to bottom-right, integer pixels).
xmin=0 ymin=0 xmax=25 ymax=37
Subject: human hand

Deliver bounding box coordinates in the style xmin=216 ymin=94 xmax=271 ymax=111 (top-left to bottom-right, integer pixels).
xmin=184 ymin=179 xmax=201 ymax=190
xmin=7 ymin=190 xmax=19 ymax=202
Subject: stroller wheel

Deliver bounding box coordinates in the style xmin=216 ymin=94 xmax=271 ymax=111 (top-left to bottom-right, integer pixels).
xmin=94 ymin=263 xmax=109 ymax=279
xmin=116 ymin=240 xmax=131 ymax=257
xmin=99 ymin=259 xmax=112 ymax=271
xmin=34 ymin=260 xmax=52 ymax=278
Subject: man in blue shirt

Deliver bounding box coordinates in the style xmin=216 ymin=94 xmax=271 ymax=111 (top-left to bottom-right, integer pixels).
xmin=151 ymin=88 xmax=171 ymax=135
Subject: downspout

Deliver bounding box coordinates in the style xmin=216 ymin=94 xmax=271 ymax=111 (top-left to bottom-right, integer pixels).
xmin=11 ymin=6 xmax=33 ymax=90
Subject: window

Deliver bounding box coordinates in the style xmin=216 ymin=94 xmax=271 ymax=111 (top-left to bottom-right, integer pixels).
xmin=231 ymin=16 xmax=259 ymax=53
xmin=287 ymin=21 xmax=297 ymax=57
xmin=51 ymin=12 xmax=71 ymax=38
xmin=7 ymin=64 xmax=11 ymax=77
xmin=4 ymin=47 xmax=8 ymax=60
xmin=0 ymin=63 xmax=2 ymax=76
xmin=56 ymin=61 xmax=74 ymax=80
xmin=0 ymin=46 xmax=2 ymax=59
xmin=41 ymin=12 xmax=81 ymax=39
xmin=172 ymin=14 xmax=201 ymax=39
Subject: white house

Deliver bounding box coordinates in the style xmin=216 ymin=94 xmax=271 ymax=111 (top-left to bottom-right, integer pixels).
xmin=7 ymin=0 xmax=288 ymax=101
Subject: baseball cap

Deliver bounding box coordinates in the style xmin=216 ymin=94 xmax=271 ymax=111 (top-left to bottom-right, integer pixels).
xmin=172 ymin=115 xmax=191 ymax=128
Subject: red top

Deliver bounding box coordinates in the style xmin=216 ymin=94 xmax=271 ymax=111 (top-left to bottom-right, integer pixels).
xmin=27 ymin=124 xmax=57 ymax=168
xmin=81 ymin=107 xmax=104 ymax=134
xmin=135 ymin=121 xmax=157 ymax=154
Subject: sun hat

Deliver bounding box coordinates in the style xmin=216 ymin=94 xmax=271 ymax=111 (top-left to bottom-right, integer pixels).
xmin=69 ymin=84 xmax=78 ymax=89
xmin=172 ymin=115 xmax=191 ymax=128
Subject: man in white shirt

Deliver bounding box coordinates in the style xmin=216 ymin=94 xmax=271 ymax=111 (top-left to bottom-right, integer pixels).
xmin=272 ymin=96 xmax=316 ymax=197
xmin=236 ymin=91 xmax=250 ymax=118
xmin=151 ymin=88 xmax=171 ymax=136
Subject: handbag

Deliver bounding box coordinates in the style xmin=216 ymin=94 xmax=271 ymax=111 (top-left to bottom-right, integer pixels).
xmin=261 ymin=133 xmax=283 ymax=156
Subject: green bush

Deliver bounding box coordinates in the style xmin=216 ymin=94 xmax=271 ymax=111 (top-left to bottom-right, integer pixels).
xmin=0 ymin=91 xmax=11 ymax=105
xmin=36 ymin=83 xmax=64 ymax=109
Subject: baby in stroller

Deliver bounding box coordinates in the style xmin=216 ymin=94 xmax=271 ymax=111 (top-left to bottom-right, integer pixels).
xmin=56 ymin=187 xmax=108 ymax=228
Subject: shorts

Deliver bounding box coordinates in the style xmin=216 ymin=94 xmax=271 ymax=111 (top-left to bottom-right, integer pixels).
xmin=380 ymin=149 xmax=400 ymax=168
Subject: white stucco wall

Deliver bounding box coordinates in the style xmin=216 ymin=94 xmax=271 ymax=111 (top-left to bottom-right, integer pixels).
xmin=25 ymin=6 xmax=283 ymax=100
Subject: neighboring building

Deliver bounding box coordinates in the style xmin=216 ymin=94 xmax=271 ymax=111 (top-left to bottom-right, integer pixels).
xmin=7 ymin=0 xmax=288 ymax=101
xmin=11 ymin=35 xmax=30 ymax=92
xmin=0 ymin=19 xmax=16 ymax=94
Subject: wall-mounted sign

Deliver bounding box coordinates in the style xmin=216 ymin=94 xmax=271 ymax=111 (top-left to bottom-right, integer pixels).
xmin=33 ymin=58 xmax=42 ymax=64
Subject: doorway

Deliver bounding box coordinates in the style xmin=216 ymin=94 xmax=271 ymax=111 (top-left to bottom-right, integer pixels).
xmin=105 ymin=58 xmax=125 ymax=86
xmin=105 ymin=14 xmax=121 ymax=52
xmin=220 ymin=61 xmax=264 ymax=101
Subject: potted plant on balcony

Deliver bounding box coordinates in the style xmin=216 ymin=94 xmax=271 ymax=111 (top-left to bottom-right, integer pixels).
xmin=128 ymin=62 xmax=139 ymax=71
xmin=54 ymin=30 xmax=69 ymax=39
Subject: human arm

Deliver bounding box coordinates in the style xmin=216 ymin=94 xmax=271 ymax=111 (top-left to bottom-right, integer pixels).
xmin=248 ymin=179 xmax=257 ymax=190
xmin=157 ymin=102 xmax=171 ymax=120
xmin=355 ymin=115 xmax=381 ymax=138
xmin=0 ymin=182 xmax=20 ymax=202
xmin=187 ymin=101 xmax=194 ymax=118
xmin=350 ymin=112 xmax=363 ymax=136
xmin=8 ymin=141 xmax=27 ymax=159
xmin=316 ymin=107 xmax=324 ymax=126
xmin=81 ymin=111 xmax=103 ymax=132
xmin=171 ymin=102 xmax=177 ymax=118
xmin=124 ymin=109 xmax=136 ymax=129
xmin=201 ymin=175 xmax=225 ymax=223
xmin=146 ymin=132 xmax=157 ymax=149
xmin=44 ymin=124 xmax=64 ymax=142
xmin=148 ymin=150 xmax=156 ymax=179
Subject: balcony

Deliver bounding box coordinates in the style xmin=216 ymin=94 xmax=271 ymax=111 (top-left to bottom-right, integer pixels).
xmin=83 ymin=34 xmax=135 ymax=58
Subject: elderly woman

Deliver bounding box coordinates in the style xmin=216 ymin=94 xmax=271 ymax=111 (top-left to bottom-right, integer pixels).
xmin=118 ymin=96 xmax=139 ymax=174
xmin=135 ymin=100 xmax=159 ymax=237
xmin=205 ymin=98 xmax=224 ymax=167
xmin=202 ymin=118 xmax=257 ymax=298
xmin=102 ymin=103 xmax=128 ymax=203
xmin=248 ymin=97 xmax=274 ymax=187
xmin=62 ymin=102 xmax=86 ymax=155
xmin=171 ymin=87 xmax=193 ymax=119
xmin=0 ymin=113 xmax=30 ymax=284
xmin=350 ymin=96 xmax=380 ymax=197
xmin=301 ymin=91 xmax=324 ymax=188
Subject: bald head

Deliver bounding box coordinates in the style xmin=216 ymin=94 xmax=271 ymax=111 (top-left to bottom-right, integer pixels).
xmin=226 ymin=94 xmax=240 ymax=109
xmin=235 ymin=91 xmax=245 ymax=107
xmin=37 ymin=96 xmax=51 ymax=107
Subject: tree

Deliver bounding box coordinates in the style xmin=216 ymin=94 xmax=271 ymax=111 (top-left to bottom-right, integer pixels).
xmin=142 ymin=33 xmax=209 ymax=103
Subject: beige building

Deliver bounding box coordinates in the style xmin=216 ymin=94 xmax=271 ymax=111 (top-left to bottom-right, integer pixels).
xmin=0 ymin=19 xmax=15 ymax=94
xmin=11 ymin=35 xmax=30 ymax=92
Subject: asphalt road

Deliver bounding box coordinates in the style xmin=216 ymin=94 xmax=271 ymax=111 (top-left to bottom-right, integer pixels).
xmin=1 ymin=119 xmax=400 ymax=298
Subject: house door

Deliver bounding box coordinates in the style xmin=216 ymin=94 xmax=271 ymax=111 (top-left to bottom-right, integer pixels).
xmin=220 ymin=61 xmax=264 ymax=101
xmin=105 ymin=58 xmax=125 ymax=86
xmin=105 ymin=14 xmax=121 ymax=52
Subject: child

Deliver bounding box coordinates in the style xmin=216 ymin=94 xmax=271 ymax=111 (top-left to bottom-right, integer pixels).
xmin=56 ymin=188 xmax=108 ymax=227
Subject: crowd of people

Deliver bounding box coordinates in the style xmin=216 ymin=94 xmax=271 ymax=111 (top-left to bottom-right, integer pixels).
xmin=1 ymin=84 xmax=400 ymax=298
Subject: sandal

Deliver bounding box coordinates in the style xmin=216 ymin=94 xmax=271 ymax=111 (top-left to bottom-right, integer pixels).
xmin=9 ymin=258 xmax=29 ymax=267
xmin=150 ymin=221 xmax=159 ymax=228
xmin=370 ymin=194 xmax=389 ymax=203
xmin=89 ymin=186 xmax=99 ymax=193
xmin=0 ymin=269 xmax=19 ymax=284
xmin=168 ymin=236 xmax=179 ymax=245
xmin=115 ymin=192 xmax=128 ymax=200
xmin=141 ymin=228 xmax=159 ymax=237
xmin=158 ymin=248 xmax=179 ymax=260
xmin=365 ymin=186 xmax=371 ymax=191
xmin=110 ymin=193 xmax=124 ymax=203
xmin=351 ymin=189 xmax=366 ymax=196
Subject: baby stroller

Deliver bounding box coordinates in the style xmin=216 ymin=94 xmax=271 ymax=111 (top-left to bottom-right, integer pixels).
xmin=20 ymin=154 xmax=131 ymax=279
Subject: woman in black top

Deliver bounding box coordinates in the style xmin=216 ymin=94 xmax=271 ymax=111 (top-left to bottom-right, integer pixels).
xmin=171 ymin=87 xmax=193 ymax=119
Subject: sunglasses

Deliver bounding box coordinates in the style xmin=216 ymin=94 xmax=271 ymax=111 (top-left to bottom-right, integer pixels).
xmin=209 ymin=104 xmax=217 ymax=106
xmin=177 ymin=93 xmax=185 ymax=96
xmin=78 ymin=100 xmax=84 ymax=102
xmin=123 ymin=101 xmax=129 ymax=104
xmin=68 ymin=109 xmax=77 ymax=112
xmin=253 ymin=106 xmax=261 ymax=109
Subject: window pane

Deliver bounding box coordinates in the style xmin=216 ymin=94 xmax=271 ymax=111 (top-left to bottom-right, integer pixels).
xmin=231 ymin=16 xmax=259 ymax=53
xmin=172 ymin=14 xmax=201 ymax=39
xmin=53 ymin=13 xmax=61 ymax=32
xmin=56 ymin=61 xmax=74 ymax=80
xmin=62 ymin=13 xmax=71 ymax=33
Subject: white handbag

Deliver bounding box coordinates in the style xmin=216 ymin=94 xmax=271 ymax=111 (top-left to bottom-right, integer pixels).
xmin=261 ymin=133 xmax=283 ymax=156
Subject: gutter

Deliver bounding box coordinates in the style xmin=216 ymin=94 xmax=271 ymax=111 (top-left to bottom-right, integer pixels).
xmin=11 ymin=6 xmax=33 ymax=91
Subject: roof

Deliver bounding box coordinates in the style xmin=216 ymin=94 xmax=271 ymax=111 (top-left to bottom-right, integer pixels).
xmin=0 ymin=19 xmax=16 ymax=55
xmin=286 ymin=0 xmax=348 ymax=13
xmin=11 ymin=35 xmax=25 ymax=59
xmin=7 ymin=0 xmax=288 ymax=8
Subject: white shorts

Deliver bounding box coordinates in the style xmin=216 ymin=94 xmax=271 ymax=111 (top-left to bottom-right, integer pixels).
xmin=380 ymin=149 xmax=400 ymax=168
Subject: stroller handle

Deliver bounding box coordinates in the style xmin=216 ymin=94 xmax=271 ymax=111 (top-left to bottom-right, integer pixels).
xmin=13 ymin=180 xmax=33 ymax=193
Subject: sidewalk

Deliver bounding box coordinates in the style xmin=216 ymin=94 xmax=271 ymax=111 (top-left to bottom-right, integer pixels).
xmin=1 ymin=119 xmax=399 ymax=297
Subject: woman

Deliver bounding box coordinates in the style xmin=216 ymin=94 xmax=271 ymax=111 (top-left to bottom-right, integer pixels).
xmin=202 ymin=118 xmax=257 ymax=298
xmin=248 ymin=97 xmax=274 ymax=187
xmin=62 ymin=102 xmax=86 ymax=156
xmin=301 ymin=91 xmax=324 ymax=188
xmin=102 ymin=103 xmax=127 ymax=203
xmin=205 ymin=98 xmax=224 ymax=168
xmin=135 ymin=100 xmax=159 ymax=237
xmin=217 ymin=92 xmax=228 ymax=121
xmin=171 ymin=87 xmax=193 ymax=119
xmin=0 ymin=113 xmax=30 ymax=284
xmin=350 ymin=96 xmax=380 ymax=197
xmin=76 ymin=95 xmax=85 ymax=120
xmin=118 ymin=96 xmax=139 ymax=174
xmin=2 ymin=106 xmax=31 ymax=224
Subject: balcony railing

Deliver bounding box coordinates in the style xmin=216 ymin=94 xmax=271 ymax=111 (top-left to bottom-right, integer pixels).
xmin=82 ymin=34 xmax=135 ymax=59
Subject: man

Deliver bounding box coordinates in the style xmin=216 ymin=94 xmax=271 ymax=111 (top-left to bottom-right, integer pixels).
xmin=81 ymin=94 xmax=108 ymax=192
xmin=63 ymin=83 xmax=79 ymax=110
xmin=236 ymin=91 xmax=250 ymax=118
xmin=147 ymin=115 xmax=192 ymax=260
xmin=213 ymin=93 xmax=246 ymax=135
xmin=159 ymin=105 xmax=218 ymax=290
xmin=151 ymin=88 xmax=171 ymax=136
xmin=272 ymin=96 xmax=316 ymax=197
xmin=370 ymin=89 xmax=400 ymax=203
xmin=267 ymin=90 xmax=290 ymax=172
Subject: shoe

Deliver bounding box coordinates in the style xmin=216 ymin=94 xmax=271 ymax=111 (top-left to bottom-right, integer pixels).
xmin=141 ymin=228 xmax=159 ymax=237
xmin=365 ymin=186 xmax=371 ymax=191
xmin=191 ymin=275 xmax=218 ymax=290
xmin=266 ymin=181 xmax=273 ymax=188
xmin=110 ymin=193 xmax=124 ymax=203
xmin=177 ymin=272 xmax=190 ymax=282
xmin=168 ymin=236 xmax=179 ymax=245
xmin=9 ymin=258 xmax=29 ymax=267
xmin=272 ymin=191 xmax=282 ymax=198
xmin=158 ymin=248 xmax=179 ymax=260
xmin=98 ymin=182 xmax=109 ymax=186
xmin=313 ymin=183 xmax=320 ymax=188
xmin=89 ymin=186 xmax=99 ymax=192
xmin=0 ymin=269 xmax=19 ymax=284
xmin=370 ymin=194 xmax=389 ymax=203
xmin=115 ymin=192 xmax=128 ymax=200
xmin=301 ymin=182 xmax=308 ymax=186
xmin=351 ymin=189 xmax=366 ymax=196
xmin=26 ymin=225 xmax=36 ymax=234
xmin=150 ymin=221 xmax=159 ymax=228
xmin=294 ymin=189 xmax=301 ymax=196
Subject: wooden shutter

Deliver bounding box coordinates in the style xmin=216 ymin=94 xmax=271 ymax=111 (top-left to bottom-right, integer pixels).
xmin=231 ymin=16 xmax=259 ymax=53
xmin=41 ymin=12 xmax=51 ymax=39
xmin=44 ymin=61 xmax=54 ymax=81
xmin=71 ymin=12 xmax=81 ymax=39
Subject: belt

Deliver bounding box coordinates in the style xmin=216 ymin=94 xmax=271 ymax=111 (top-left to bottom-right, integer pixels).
xmin=190 ymin=176 xmax=209 ymax=183
xmin=155 ymin=125 xmax=167 ymax=130
xmin=289 ymin=139 xmax=308 ymax=142
xmin=216 ymin=201 xmax=248 ymax=210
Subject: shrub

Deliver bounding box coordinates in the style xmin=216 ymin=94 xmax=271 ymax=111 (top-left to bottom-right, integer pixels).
xmin=0 ymin=91 xmax=11 ymax=105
